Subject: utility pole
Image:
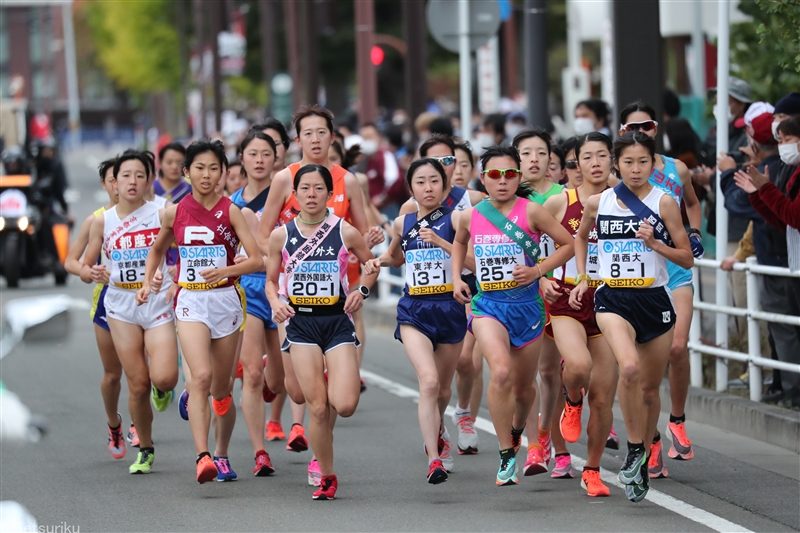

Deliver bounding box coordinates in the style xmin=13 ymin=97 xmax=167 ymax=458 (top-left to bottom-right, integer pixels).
xmin=355 ymin=0 xmax=378 ymax=124
xmin=210 ymin=0 xmax=223 ymax=134
xmin=402 ymin=0 xmax=427 ymax=140
xmin=176 ymin=0 xmax=190 ymax=137
xmin=502 ymin=8 xmax=518 ymax=99
xmin=259 ymin=0 xmax=278 ymax=115
xmin=302 ymin=1 xmax=319 ymax=105
xmin=193 ymin=0 xmax=207 ymax=137
xmin=284 ymin=0 xmax=302 ymax=111
xmin=523 ymin=0 xmax=549 ymax=129
xmin=61 ymin=1 xmax=80 ymax=144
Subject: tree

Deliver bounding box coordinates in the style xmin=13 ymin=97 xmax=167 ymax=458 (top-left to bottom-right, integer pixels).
xmin=84 ymin=0 xmax=181 ymax=94
xmin=730 ymin=0 xmax=800 ymax=103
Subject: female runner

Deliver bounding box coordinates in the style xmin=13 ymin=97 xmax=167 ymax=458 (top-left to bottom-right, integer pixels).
xmin=266 ymin=164 xmax=378 ymax=500
xmin=451 ymin=145 xmax=575 ymax=486
xmin=572 ymin=132 xmax=693 ymax=502
xmin=81 ymin=150 xmax=179 ymax=475
xmin=138 ymin=139 xmax=262 ymax=483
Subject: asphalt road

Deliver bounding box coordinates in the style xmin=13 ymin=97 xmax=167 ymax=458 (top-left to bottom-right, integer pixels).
xmin=1 ymin=146 xmax=798 ymax=532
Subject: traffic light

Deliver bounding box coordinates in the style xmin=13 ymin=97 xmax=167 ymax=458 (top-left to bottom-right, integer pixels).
xmin=370 ymin=45 xmax=385 ymax=66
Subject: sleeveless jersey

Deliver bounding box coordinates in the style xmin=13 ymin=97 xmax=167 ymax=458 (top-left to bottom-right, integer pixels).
xmin=281 ymin=217 xmax=349 ymax=312
xmin=596 ymin=187 xmax=669 ymax=288
xmin=173 ymin=195 xmax=238 ymax=290
xmin=529 ymin=181 xmax=564 ymax=263
xmin=471 ymin=197 xmax=540 ymax=295
xmin=153 ymin=178 xmax=192 ymax=203
xmin=443 ymin=185 xmax=472 ymax=211
xmin=231 ymin=186 xmax=269 ymax=280
xmin=278 ymin=163 xmax=350 ymax=226
xmin=103 ymin=202 xmax=163 ymax=290
xmin=649 ymin=155 xmax=682 ymax=205
xmin=401 ymin=210 xmax=456 ymax=297
xmin=553 ymin=188 xmax=602 ymax=287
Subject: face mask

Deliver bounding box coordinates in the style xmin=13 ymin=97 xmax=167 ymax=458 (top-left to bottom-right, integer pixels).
xmin=779 ymin=142 xmax=800 ymax=166
xmin=573 ymin=117 xmax=595 ymax=136
xmin=663 ymin=134 xmax=672 ymax=153
xmin=728 ymin=105 xmax=737 ymax=124
xmin=772 ymin=120 xmax=781 ymax=140
xmin=360 ymin=139 xmax=378 ymax=155
xmin=476 ymin=133 xmax=496 ymax=153
xmin=505 ymin=123 xmax=525 ymax=141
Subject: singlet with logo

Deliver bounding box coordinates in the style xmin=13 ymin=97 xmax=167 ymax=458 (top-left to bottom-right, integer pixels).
xmin=401 ymin=209 xmax=455 ymax=298
xmin=442 ymin=185 xmax=472 ymax=212
xmin=470 ymin=197 xmax=540 ymax=296
xmin=103 ymin=202 xmax=165 ymax=291
xmin=595 ymin=187 xmax=669 ymax=288
xmin=154 ymin=178 xmax=192 ymax=203
xmin=649 ymin=155 xmax=682 ymax=205
xmin=278 ymin=163 xmax=350 ymax=226
xmin=552 ymin=188 xmax=603 ymax=287
xmin=280 ymin=217 xmax=350 ymax=313
xmin=528 ymin=182 xmax=564 ymax=263
xmin=173 ymin=195 xmax=238 ymax=290
xmin=231 ymin=186 xmax=270 ymax=283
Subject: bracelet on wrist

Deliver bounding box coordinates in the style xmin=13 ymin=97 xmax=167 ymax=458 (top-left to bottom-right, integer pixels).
xmin=575 ymin=273 xmax=591 ymax=284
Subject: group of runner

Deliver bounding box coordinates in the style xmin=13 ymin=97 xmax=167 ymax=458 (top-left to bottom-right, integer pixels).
xmin=67 ymin=101 xmax=701 ymax=502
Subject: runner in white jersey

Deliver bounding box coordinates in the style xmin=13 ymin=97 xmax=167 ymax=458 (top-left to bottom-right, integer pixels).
xmin=572 ymin=132 xmax=693 ymax=503
xmin=81 ymin=149 xmax=179 ymax=476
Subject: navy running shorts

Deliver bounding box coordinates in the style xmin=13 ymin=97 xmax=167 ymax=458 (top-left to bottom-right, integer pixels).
xmin=594 ymin=285 xmax=675 ymax=344
xmin=395 ymin=294 xmax=467 ymax=350
xmin=282 ymin=313 xmax=359 ymax=354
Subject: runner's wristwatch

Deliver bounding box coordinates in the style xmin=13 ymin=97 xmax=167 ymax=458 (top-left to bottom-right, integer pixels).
xmin=357 ymin=285 xmax=370 ymax=299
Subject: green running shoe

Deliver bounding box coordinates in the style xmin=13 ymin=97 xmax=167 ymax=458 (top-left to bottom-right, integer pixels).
xmin=129 ymin=449 xmax=154 ymax=474
xmin=618 ymin=446 xmax=646 ymax=485
xmin=151 ymin=386 xmax=172 ymax=412
xmin=496 ymin=450 xmax=518 ymax=486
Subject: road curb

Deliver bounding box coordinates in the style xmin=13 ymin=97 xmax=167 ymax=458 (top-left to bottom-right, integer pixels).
xmin=364 ymin=301 xmax=800 ymax=455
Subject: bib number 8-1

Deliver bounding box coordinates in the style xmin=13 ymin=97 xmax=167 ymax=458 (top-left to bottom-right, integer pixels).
xmin=610 ymin=263 xmax=645 ymax=278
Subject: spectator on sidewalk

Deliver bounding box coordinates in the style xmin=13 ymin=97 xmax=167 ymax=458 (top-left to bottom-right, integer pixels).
xmin=573 ymin=98 xmax=612 ymax=136
xmin=359 ymin=123 xmax=402 ymax=212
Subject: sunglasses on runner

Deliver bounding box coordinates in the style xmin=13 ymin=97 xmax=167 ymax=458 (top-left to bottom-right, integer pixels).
xmin=565 ymin=159 xmax=578 ymax=170
xmin=482 ymin=168 xmax=521 ymax=180
xmin=619 ymin=120 xmax=658 ymax=134
xmin=431 ymin=155 xmax=456 ymax=166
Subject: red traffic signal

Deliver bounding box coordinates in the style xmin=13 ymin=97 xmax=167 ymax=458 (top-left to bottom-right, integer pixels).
xmin=370 ymin=45 xmax=385 ymax=66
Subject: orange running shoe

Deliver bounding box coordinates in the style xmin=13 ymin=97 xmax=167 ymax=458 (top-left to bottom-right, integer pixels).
xmin=107 ymin=414 xmax=126 ymax=460
xmin=667 ymin=421 xmax=694 ymax=460
xmin=196 ymin=454 xmax=218 ymax=484
xmin=648 ymin=438 xmax=669 ymax=478
xmin=312 ymin=475 xmax=338 ymax=500
xmin=286 ymin=423 xmax=309 ymax=452
xmin=560 ymin=395 xmax=583 ymax=443
xmin=212 ymin=394 xmax=232 ymax=416
xmin=265 ymin=421 xmax=286 ymax=441
xmin=581 ymin=469 xmax=610 ymax=497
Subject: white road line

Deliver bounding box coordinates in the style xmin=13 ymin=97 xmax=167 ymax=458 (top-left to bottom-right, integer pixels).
xmin=361 ymin=369 xmax=754 ymax=533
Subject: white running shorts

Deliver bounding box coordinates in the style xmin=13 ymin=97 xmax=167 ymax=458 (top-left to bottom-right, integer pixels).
xmin=105 ymin=285 xmax=175 ymax=330
xmin=175 ymin=285 xmax=243 ymax=339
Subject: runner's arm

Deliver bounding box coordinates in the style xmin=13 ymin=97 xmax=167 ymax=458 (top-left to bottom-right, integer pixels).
xmin=256 ymin=168 xmax=292 ymax=256
xmin=468 ymin=190 xmax=485 ymax=206
xmin=398 ymin=197 xmax=418 ymax=216
xmin=574 ymin=196 xmax=599 ymax=277
xmin=241 ymin=208 xmax=265 ymax=272
xmin=452 ymin=210 xmax=475 ymax=273
xmin=375 ymin=216 xmax=405 ymax=268
xmin=648 ymin=195 xmax=694 ymax=269
xmin=676 ymin=159 xmax=702 ymax=230
xmin=343 ymin=222 xmax=378 ymax=291
xmin=451 ymin=207 xmax=472 ymax=304
xmin=141 ymin=207 xmax=176 ymax=287
xmin=79 ymin=215 xmax=105 ymax=283
xmin=265 ymin=227 xmax=293 ymax=323
xmin=65 ymin=213 xmax=94 ymax=276
xmin=222 ymin=205 xmax=263 ymax=278
xmin=529 ymin=202 xmax=575 ymax=276
xmin=344 ymin=171 xmax=369 ymax=234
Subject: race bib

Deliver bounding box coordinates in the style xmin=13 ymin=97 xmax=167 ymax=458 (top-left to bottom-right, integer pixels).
xmin=178 ymin=245 xmax=228 ymax=290
xmin=289 ymin=260 xmax=341 ymax=305
xmin=109 ymin=246 xmax=150 ymax=290
xmin=474 ymin=242 xmax=525 ymax=291
xmin=563 ymin=241 xmax=602 ymax=288
xmin=538 ymin=233 xmax=555 ymax=263
xmin=599 ymin=239 xmax=657 ymax=287
xmin=405 ymin=247 xmax=453 ymax=295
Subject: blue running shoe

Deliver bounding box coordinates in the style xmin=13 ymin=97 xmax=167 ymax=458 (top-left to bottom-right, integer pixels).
xmin=496 ymin=451 xmax=518 ymax=486
xmin=179 ymin=389 xmax=189 ymax=421
xmin=618 ymin=446 xmax=647 ymax=486
xmin=214 ymin=456 xmax=238 ymax=482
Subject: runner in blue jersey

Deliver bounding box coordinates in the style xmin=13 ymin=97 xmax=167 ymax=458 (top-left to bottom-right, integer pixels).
xmin=619 ymin=101 xmax=702 ymax=476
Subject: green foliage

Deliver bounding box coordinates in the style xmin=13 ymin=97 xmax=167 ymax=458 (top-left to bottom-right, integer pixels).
xmin=731 ymin=0 xmax=800 ymax=103
xmin=83 ymin=0 xmax=180 ymax=93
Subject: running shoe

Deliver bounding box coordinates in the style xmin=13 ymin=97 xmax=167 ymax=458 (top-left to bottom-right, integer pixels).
xmin=127 ymin=425 xmax=139 ymax=448
xmin=265 ymin=421 xmax=286 ymax=441
xmin=550 ymin=454 xmax=575 ymax=479
xmin=625 ymin=463 xmax=650 ymax=503
xmin=581 ymin=469 xmax=610 ymax=497
xmin=560 ymin=395 xmax=583 ymax=443
xmin=427 ymin=459 xmax=448 ymax=485
xmin=666 ymin=421 xmax=695 ymax=460
xmin=178 ymin=389 xmax=189 ymax=421
xmin=151 ymin=386 xmax=172 ymax=412
xmin=523 ymin=445 xmax=547 ymax=476
xmin=212 ymin=394 xmax=232 ymax=417
xmin=262 ymin=374 xmax=277 ymax=403
xmin=648 ymin=438 xmax=669 ymax=479
xmin=312 ymin=475 xmax=338 ymax=500
xmin=618 ymin=446 xmax=647 ymax=486
xmin=287 ymin=424 xmax=309 ymax=452
xmin=196 ymin=454 xmax=218 ymax=484
xmin=107 ymin=414 xmax=126 ymax=459
xmin=496 ymin=452 xmax=518 ymax=486
xmin=214 ymin=456 xmax=238 ymax=482
xmin=253 ymin=450 xmax=275 ymax=476
xmin=129 ymin=449 xmax=154 ymax=474
xmin=308 ymin=459 xmax=322 ymax=486
xmin=538 ymin=432 xmax=553 ymax=466
xmin=451 ymin=412 xmax=479 ymax=455
xmin=440 ymin=426 xmax=454 ymax=472
xmin=605 ymin=426 xmax=620 ymax=450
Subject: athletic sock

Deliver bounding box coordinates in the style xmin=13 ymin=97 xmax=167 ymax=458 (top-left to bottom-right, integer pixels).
xmin=555 ymin=452 xmax=570 ymax=458
xmin=627 ymin=441 xmax=645 ymax=453
xmin=583 ymin=465 xmax=600 ymax=472
xmin=537 ymin=428 xmax=551 ymax=440
xmin=108 ymin=422 xmax=121 ymax=431
xmin=669 ymin=413 xmax=686 ymax=424
xmin=566 ymin=395 xmax=582 ymax=407
xmin=454 ymin=406 xmax=470 ymax=418
xmin=499 ymin=447 xmax=515 ymax=460
xmin=652 ymin=431 xmax=661 ymax=444
xmin=527 ymin=442 xmax=543 ymax=451
xmin=140 ymin=446 xmax=154 ymax=454
xmin=196 ymin=451 xmax=211 ymax=464
xmin=511 ymin=425 xmax=525 ymax=441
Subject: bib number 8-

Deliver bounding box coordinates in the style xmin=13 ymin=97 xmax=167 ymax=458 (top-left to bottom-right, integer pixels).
xmin=610 ymin=262 xmax=645 ymax=278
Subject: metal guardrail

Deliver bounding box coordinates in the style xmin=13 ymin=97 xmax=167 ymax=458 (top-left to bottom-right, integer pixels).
xmin=689 ymin=256 xmax=800 ymax=402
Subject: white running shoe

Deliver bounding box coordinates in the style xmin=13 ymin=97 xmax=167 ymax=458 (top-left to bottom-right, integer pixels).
xmin=440 ymin=426 xmax=455 ymax=473
xmin=451 ymin=411 xmax=479 ymax=455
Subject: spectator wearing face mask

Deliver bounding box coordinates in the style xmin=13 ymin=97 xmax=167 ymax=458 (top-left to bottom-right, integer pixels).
xmin=477 ymin=113 xmax=506 ymax=149
xmin=703 ymin=76 xmax=752 ymax=166
xmin=573 ymin=98 xmax=612 ymax=136
xmin=359 ymin=122 xmax=402 ymax=212
xmin=505 ymin=111 xmax=528 ymax=143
